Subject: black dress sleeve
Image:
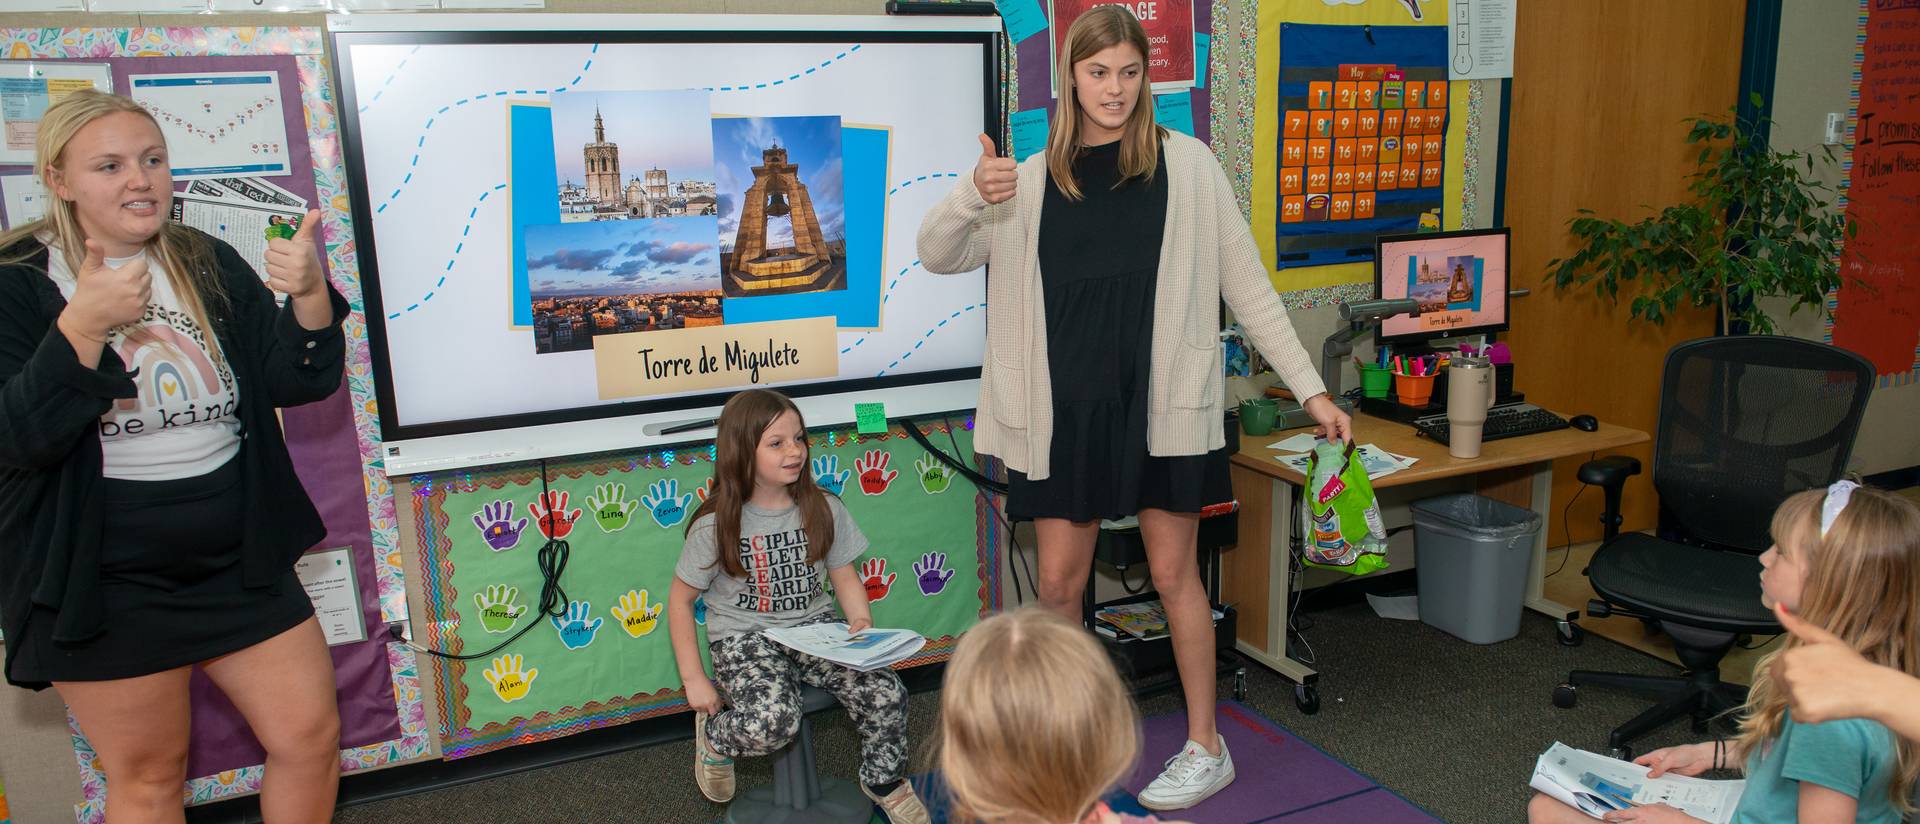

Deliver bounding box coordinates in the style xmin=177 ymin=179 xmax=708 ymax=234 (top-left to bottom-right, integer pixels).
xmin=0 ymin=265 xmax=136 ymax=470
xmin=212 ymin=239 xmax=351 ymax=409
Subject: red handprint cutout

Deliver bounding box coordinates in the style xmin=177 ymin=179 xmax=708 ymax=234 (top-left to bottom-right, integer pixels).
xmin=528 ymin=490 xmax=581 ymax=540
xmin=860 ymin=558 xmax=896 ymax=603
xmin=694 ymin=476 xmax=716 ymax=504
xmin=854 ymin=450 xmax=899 ymax=496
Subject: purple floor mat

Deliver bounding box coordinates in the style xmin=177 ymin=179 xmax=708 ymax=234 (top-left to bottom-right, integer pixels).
xmin=1123 ymin=701 xmax=1444 ymax=823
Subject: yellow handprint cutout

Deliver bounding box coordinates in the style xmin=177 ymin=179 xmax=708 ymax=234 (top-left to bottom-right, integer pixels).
xmin=612 ymin=589 xmax=663 ymax=639
xmin=482 ymin=654 xmax=538 ymax=703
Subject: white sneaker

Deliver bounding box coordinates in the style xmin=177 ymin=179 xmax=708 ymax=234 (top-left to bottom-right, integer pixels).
xmin=1136 ymin=736 xmax=1235 ymax=811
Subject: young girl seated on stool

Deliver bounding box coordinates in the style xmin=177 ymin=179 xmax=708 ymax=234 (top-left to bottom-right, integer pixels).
xmin=1528 ymin=482 xmax=1920 ymax=824
xmin=667 ymin=388 xmax=929 ymax=823
xmin=938 ymin=607 xmax=1194 ymax=824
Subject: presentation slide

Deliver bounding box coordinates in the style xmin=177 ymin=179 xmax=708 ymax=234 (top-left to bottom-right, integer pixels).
xmin=1377 ymin=230 xmax=1507 ymax=339
xmin=330 ymin=16 xmax=997 ymax=471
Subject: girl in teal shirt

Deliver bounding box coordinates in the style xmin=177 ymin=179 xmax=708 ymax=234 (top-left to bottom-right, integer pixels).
xmin=1531 ymin=482 xmax=1920 ymax=824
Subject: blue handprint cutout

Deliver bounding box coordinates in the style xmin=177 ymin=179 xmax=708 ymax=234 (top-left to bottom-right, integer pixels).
xmin=913 ymin=552 xmax=956 ymax=596
xmin=638 ymin=478 xmax=697 ymax=529
xmin=693 ymin=594 xmax=708 ymax=626
xmin=812 ymin=455 xmax=851 ymax=496
xmin=472 ymin=500 xmax=528 ymax=552
xmin=550 ymin=600 xmax=604 ymax=650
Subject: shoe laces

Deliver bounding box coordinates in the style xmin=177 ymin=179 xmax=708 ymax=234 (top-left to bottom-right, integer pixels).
xmin=1158 ymin=747 xmax=1214 ymax=785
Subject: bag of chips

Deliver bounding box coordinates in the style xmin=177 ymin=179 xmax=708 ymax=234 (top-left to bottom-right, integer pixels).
xmin=1299 ymin=441 xmax=1389 ymax=575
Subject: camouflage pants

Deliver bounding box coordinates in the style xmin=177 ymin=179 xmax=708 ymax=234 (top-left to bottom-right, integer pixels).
xmin=704 ymin=620 xmax=910 ymax=786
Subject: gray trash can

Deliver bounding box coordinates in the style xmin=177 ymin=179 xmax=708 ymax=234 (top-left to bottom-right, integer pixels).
xmin=1411 ymin=493 xmax=1542 ymax=644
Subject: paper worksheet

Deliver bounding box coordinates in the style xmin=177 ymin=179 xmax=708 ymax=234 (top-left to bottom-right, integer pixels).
xmin=0 ymin=62 xmax=113 ymax=165
xmin=0 ymin=173 xmax=50 ymax=230
xmin=129 ymin=71 xmax=293 ymax=180
xmin=295 ymin=547 xmax=367 ymax=646
xmin=1267 ymin=433 xmax=1324 ymax=453
xmin=1449 ymin=0 xmax=1517 ymax=80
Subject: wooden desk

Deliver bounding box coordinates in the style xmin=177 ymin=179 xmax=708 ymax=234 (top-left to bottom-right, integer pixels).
xmin=1223 ymin=412 xmax=1649 ymax=705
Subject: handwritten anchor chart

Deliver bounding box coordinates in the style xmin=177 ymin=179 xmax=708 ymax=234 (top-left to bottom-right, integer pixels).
xmin=129 ymin=71 xmax=293 ymax=179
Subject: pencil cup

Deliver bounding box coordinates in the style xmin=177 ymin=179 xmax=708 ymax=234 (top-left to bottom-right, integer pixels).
xmin=1358 ymin=364 xmax=1392 ymax=399
xmin=1393 ymin=373 xmax=1436 ymax=408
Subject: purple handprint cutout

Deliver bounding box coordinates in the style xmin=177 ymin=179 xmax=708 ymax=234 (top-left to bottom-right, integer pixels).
xmin=473 ymin=500 xmax=529 ymax=552
xmin=912 ymin=551 xmax=956 ymax=596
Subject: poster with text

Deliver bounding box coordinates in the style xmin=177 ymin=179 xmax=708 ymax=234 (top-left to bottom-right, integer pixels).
xmin=1049 ymin=0 xmax=1197 ymax=93
xmin=1835 ymin=0 xmax=1920 ymax=381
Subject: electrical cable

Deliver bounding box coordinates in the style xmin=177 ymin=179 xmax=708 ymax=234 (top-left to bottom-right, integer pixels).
xmin=395 ymin=459 xmax=573 ymax=661
xmin=941 ymin=416 xmax=1038 ymax=603
xmin=1547 ymin=452 xmax=1598 ymax=579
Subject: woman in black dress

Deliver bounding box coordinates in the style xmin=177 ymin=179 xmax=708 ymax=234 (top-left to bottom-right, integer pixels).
xmin=0 ymin=90 xmax=347 ymax=822
xmin=919 ymin=7 xmax=1350 ymax=810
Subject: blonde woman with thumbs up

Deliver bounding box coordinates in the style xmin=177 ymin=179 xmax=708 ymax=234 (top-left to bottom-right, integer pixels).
xmin=0 ymin=89 xmax=346 ymax=823
xmin=918 ymin=5 xmax=1349 ymax=812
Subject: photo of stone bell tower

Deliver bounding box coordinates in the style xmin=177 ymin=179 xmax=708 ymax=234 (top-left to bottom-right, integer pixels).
xmin=584 ymin=107 xmax=621 ymax=205
xmin=725 ymin=144 xmax=845 ymax=296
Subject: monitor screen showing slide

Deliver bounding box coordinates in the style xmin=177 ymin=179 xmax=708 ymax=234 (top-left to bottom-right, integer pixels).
xmin=1373 ymin=228 xmax=1510 ymax=345
xmin=329 ymin=15 xmax=998 ymax=472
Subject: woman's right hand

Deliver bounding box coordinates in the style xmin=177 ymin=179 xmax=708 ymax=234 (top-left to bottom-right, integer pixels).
xmin=63 ymin=239 xmax=151 ymax=339
xmin=1634 ymin=744 xmax=1713 ymax=778
xmin=973 ymin=133 xmax=1018 ymax=205
xmin=684 ymin=675 xmax=724 ymax=715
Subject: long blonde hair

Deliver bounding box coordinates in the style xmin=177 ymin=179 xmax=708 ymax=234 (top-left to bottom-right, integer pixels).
xmin=1046 ymin=5 xmax=1167 ymax=202
xmin=936 ymin=608 xmax=1140 ymax=823
xmin=0 ymin=89 xmax=225 ymax=345
xmin=1735 ymin=485 xmax=1920 ymax=811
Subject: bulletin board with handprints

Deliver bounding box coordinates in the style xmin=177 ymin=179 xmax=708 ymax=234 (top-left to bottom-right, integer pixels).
xmin=1251 ymin=0 xmax=1484 ymax=292
xmin=410 ymin=420 xmax=995 ymax=760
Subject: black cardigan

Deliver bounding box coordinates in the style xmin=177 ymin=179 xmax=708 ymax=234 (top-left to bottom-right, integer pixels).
xmin=0 ymin=231 xmax=350 ymax=689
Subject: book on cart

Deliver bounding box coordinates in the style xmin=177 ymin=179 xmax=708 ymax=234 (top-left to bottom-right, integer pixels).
xmin=761 ymin=623 xmax=927 ymax=672
xmin=1093 ymin=600 xmax=1227 ymax=641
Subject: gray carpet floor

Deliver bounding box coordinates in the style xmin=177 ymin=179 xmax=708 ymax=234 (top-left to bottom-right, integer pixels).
xmin=333 ymin=604 xmax=1741 ymax=824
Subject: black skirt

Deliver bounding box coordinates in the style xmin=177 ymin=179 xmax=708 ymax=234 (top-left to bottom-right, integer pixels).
xmin=8 ymin=457 xmax=314 ymax=683
xmin=1006 ymin=140 xmax=1231 ymax=523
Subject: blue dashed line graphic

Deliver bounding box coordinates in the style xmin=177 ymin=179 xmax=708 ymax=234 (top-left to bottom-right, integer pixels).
xmin=842 ymin=260 xmax=922 ymax=354
xmin=876 ymin=304 xmax=984 ymax=376
xmin=376 ymin=45 xmax=599 ymax=212
xmin=387 ymin=183 xmax=507 ymax=320
xmin=888 ymin=172 xmax=961 ymax=196
xmin=703 ymin=44 xmax=862 ymax=92
xmin=357 ymin=45 xmax=421 ymax=114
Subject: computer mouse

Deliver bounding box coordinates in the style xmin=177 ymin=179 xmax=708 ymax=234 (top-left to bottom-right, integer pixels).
xmin=1569 ymin=414 xmax=1600 ymax=432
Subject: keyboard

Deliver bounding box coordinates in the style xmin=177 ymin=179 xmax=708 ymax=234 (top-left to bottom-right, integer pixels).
xmin=1413 ymin=403 xmax=1570 ymax=445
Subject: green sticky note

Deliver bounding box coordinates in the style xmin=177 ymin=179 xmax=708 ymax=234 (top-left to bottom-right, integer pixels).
xmin=855 ymin=402 xmax=887 ymax=435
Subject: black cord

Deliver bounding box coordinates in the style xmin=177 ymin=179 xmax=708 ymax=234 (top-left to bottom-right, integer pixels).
xmin=1117 ymin=559 xmax=1149 ymax=595
xmin=1546 ymin=451 xmax=1598 ymax=579
xmin=400 ymin=459 xmax=573 ymax=661
xmin=940 ymin=417 xmax=1037 ymax=602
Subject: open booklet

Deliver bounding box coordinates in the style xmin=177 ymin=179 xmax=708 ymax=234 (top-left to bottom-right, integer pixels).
xmin=762 ymin=623 xmax=928 ymax=673
xmin=1531 ymin=742 xmax=1745 ymax=823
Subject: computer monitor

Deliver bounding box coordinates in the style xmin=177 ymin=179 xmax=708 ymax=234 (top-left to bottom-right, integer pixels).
xmin=1374 ymin=227 xmax=1511 ymax=346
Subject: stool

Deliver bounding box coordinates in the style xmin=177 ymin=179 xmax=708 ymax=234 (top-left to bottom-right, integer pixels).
xmin=724 ymin=685 xmax=872 ymax=824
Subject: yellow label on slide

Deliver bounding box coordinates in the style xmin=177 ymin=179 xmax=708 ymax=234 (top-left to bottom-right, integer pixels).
xmin=591 ymin=317 xmax=840 ymax=400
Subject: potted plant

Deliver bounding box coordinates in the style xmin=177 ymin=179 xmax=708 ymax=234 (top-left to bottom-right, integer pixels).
xmin=1546 ymin=99 xmax=1856 ymax=336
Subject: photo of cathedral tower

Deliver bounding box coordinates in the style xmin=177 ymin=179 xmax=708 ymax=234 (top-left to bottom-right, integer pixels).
xmin=550 ymin=90 xmax=718 ymax=224
xmin=712 ymin=115 xmax=848 ymax=298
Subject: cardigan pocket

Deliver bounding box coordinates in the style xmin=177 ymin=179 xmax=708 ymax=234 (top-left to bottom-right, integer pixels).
xmin=1169 ymin=339 xmax=1222 ymax=410
xmin=981 ymin=360 xmax=1029 ymax=427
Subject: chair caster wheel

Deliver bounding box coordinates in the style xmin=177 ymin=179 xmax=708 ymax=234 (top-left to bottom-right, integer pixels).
xmin=1552 ymin=683 xmax=1578 ymax=709
xmin=1557 ymin=621 xmax=1585 ymax=647
xmin=1233 ymin=669 xmax=1248 ymax=701
xmin=1611 ymin=746 xmax=1632 ymax=761
xmin=1294 ymin=684 xmax=1321 ymax=715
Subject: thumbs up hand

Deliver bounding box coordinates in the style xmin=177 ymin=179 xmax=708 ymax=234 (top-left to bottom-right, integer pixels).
xmin=263 ymin=209 xmax=325 ymax=299
xmin=972 ymin=133 xmax=1019 ymax=205
xmin=64 ymin=238 xmax=152 ymax=340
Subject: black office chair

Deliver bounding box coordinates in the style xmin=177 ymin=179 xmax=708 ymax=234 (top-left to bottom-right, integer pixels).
xmin=1551 ymin=336 xmax=1875 ymax=758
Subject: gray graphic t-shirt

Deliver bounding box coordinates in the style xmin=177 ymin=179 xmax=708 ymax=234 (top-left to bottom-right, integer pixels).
xmin=674 ymin=495 xmax=867 ymax=643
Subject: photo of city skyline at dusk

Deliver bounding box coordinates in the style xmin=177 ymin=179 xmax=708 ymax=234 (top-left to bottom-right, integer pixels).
xmin=526 ymin=217 xmax=724 ymax=355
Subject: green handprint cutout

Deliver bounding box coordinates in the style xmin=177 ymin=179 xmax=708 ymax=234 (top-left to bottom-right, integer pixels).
xmin=474 ymin=584 xmax=528 ymax=634
xmin=915 ymin=453 xmax=954 ymax=494
xmin=586 ymin=482 xmax=640 ymax=534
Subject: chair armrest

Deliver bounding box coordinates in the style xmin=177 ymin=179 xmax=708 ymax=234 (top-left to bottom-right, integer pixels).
xmin=1578 ymin=456 xmax=1643 ymax=490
